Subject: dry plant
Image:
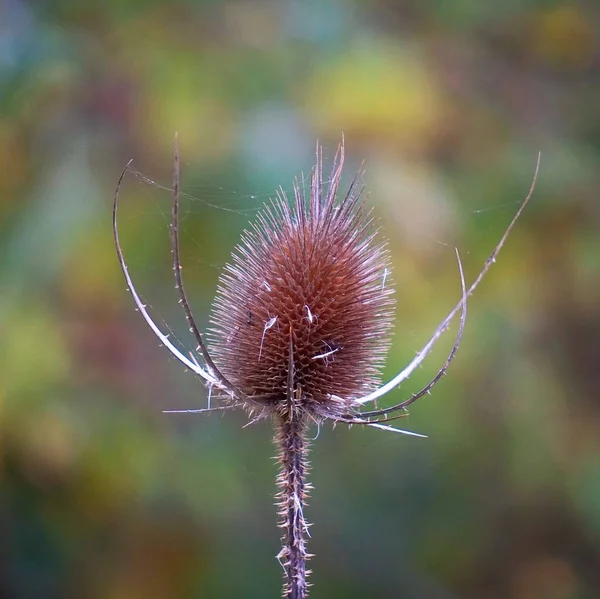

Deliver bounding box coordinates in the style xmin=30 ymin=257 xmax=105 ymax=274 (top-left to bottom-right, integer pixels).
xmin=113 ymin=137 xmax=539 ymax=598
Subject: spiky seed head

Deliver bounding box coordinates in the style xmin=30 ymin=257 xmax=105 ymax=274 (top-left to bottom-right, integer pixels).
xmin=208 ymin=143 xmax=395 ymax=418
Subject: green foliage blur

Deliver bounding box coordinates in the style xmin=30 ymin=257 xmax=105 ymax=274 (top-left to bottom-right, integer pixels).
xmin=1 ymin=1 xmax=599 ymax=597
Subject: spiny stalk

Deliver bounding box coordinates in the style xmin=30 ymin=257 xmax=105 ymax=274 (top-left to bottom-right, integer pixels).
xmin=274 ymin=403 xmax=312 ymax=598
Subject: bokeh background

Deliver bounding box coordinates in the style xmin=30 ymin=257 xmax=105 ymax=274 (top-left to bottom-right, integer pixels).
xmin=1 ymin=1 xmax=600 ymax=598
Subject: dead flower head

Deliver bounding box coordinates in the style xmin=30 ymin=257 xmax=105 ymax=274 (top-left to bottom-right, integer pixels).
xmin=113 ymin=137 xmax=539 ymax=598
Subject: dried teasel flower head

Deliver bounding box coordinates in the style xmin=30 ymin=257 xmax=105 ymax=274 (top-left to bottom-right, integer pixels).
xmin=113 ymin=135 xmax=539 ymax=599
xmin=208 ymin=143 xmax=395 ymax=419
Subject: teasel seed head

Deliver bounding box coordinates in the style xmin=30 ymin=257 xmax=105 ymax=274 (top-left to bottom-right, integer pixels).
xmin=113 ymin=134 xmax=539 ymax=599
xmin=208 ymin=142 xmax=395 ymax=419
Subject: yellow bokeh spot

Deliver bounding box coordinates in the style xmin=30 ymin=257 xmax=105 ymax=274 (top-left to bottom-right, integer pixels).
xmin=0 ymin=299 xmax=70 ymax=399
xmin=304 ymin=40 xmax=445 ymax=155
xmin=533 ymin=6 xmax=595 ymax=68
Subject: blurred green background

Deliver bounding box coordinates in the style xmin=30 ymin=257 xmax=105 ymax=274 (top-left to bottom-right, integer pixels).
xmin=1 ymin=1 xmax=600 ymax=598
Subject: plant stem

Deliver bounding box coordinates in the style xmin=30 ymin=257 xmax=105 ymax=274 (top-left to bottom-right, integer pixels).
xmin=274 ymin=409 xmax=311 ymax=598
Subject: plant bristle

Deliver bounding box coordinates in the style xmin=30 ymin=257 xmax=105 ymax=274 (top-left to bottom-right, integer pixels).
xmin=208 ymin=144 xmax=395 ymax=415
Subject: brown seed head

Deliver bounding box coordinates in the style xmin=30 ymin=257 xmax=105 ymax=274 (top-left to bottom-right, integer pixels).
xmin=208 ymin=143 xmax=395 ymax=417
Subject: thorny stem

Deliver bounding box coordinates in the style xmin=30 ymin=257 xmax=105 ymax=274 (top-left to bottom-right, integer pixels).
xmin=274 ymin=409 xmax=311 ymax=599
